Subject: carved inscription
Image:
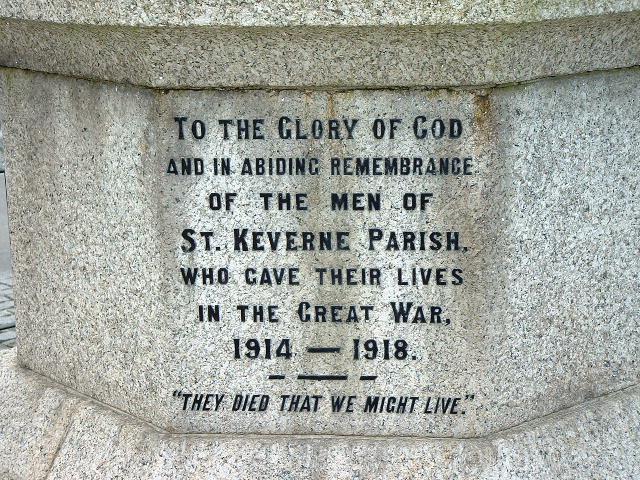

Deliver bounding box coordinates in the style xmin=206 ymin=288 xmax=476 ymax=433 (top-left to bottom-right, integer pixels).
xmin=165 ymin=106 xmax=479 ymax=433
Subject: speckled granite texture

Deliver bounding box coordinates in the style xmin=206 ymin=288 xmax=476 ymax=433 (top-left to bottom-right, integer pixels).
xmin=1 ymin=349 xmax=638 ymax=479
xmin=1 ymin=66 xmax=638 ymax=439
xmin=0 ymin=9 xmax=639 ymax=88
xmin=0 ymin=3 xmax=639 ymax=476
xmin=1 ymin=0 xmax=639 ymax=26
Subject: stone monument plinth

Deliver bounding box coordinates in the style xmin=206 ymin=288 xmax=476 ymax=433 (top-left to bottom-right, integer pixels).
xmin=0 ymin=2 xmax=638 ymax=478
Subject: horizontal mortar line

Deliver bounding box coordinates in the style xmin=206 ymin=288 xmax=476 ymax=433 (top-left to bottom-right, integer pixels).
xmin=306 ymin=347 xmax=341 ymax=353
xmin=268 ymin=374 xmax=285 ymax=380
xmin=298 ymin=374 xmax=348 ymax=381
xmin=2 ymin=64 xmax=640 ymax=96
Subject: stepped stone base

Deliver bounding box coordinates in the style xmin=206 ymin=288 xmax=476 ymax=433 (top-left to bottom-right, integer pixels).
xmin=1 ymin=349 xmax=638 ymax=479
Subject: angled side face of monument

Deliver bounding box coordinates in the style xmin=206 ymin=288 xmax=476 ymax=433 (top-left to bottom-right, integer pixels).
xmin=0 ymin=2 xmax=639 ymax=478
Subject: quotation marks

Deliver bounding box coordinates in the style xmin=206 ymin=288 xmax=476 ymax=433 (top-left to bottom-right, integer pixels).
xmin=461 ymin=393 xmax=476 ymax=414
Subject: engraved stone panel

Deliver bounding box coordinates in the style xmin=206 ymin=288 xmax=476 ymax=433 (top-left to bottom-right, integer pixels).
xmin=157 ymin=89 xmax=486 ymax=436
xmin=2 ymin=68 xmax=638 ymax=438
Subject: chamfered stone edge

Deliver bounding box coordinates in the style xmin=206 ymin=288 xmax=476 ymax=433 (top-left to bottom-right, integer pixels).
xmin=0 ymin=11 xmax=639 ymax=89
xmin=1 ymin=349 xmax=638 ymax=479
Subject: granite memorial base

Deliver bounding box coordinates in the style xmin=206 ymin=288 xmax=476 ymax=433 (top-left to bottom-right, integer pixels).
xmin=2 ymin=349 xmax=639 ymax=478
xmin=0 ymin=2 xmax=638 ymax=479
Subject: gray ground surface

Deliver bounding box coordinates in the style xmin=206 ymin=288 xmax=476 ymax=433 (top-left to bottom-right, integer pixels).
xmin=0 ymin=173 xmax=14 ymax=349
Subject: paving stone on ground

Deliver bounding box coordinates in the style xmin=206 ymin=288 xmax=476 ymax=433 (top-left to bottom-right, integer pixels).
xmin=0 ymin=316 xmax=14 ymax=330
xmin=0 ymin=273 xmax=15 ymax=350
xmin=0 ymin=274 xmax=15 ymax=344
xmin=0 ymin=328 xmax=15 ymax=343
xmin=0 ymin=175 xmax=14 ymax=348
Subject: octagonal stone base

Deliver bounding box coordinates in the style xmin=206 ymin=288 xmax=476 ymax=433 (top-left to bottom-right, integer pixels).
xmin=1 ymin=350 xmax=638 ymax=479
xmin=1 ymin=67 xmax=638 ymax=439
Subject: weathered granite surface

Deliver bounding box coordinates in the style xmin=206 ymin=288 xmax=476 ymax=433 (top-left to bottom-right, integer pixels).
xmin=0 ymin=4 xmax=638 ymax=475
xmin=1 ymin=349 xmax=638 ymax=479
xmin=1 ymin=0 xmax=639 ymax=26
xmin=0 ymin=9 xmax=639 ymax=88
xmin=1 ymin=66 xmax=638 ymax=438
